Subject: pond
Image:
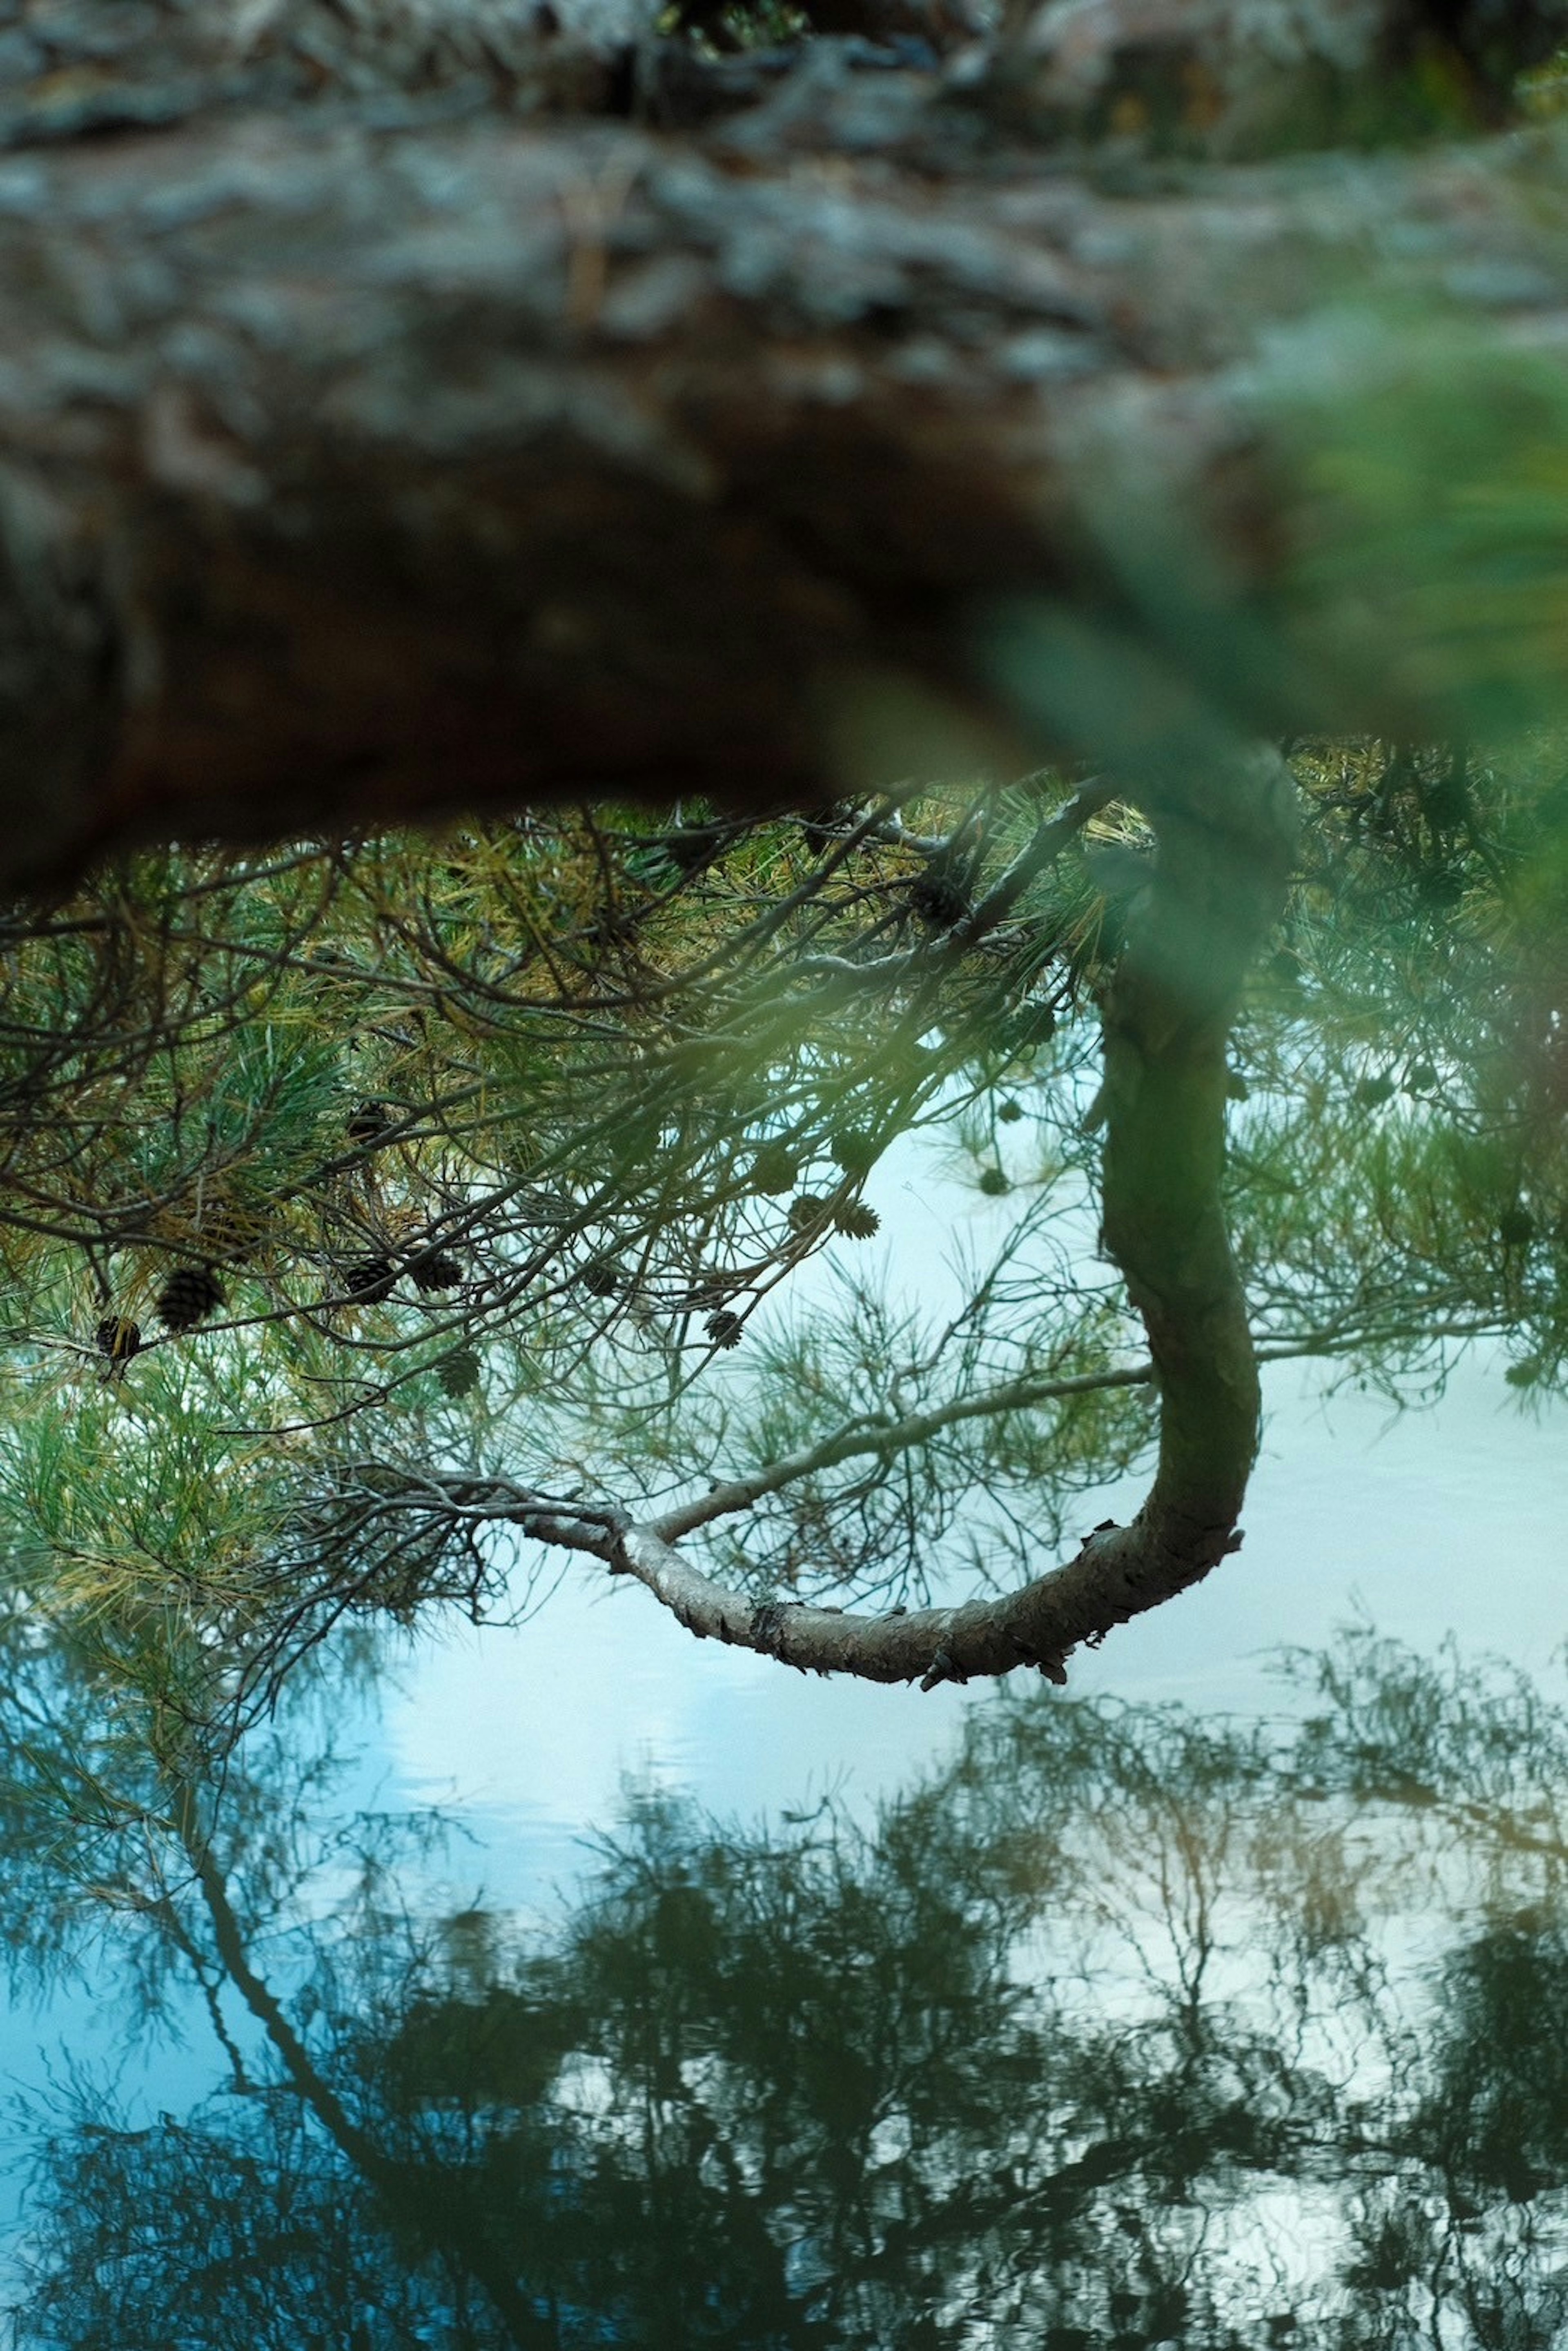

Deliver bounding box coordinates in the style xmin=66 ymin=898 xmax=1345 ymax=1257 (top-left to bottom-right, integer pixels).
xmin=0 ymin=1187 xmax=1563 ymax=2349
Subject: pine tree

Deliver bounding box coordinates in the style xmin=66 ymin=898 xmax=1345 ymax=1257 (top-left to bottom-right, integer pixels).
xmin=0 ymin=757 xmax=1558 ymax=1725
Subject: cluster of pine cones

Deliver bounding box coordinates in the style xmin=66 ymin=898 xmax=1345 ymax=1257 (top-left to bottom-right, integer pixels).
xmin=90 ymin=1098 xmax=890 ymax=1380
xmin=92 ymin=1269 xmax=225 ymax=1377
xmin=89 ymin=1094 xmax=477 ymax=1376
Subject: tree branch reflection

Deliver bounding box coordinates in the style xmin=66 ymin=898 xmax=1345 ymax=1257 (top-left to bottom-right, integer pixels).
xmin=8 ymin=1625 xmax=1568 ymax=2347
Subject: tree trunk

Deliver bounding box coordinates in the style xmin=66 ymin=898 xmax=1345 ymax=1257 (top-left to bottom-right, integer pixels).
xmin=1 ymin=16 xmax=1565 ymax=884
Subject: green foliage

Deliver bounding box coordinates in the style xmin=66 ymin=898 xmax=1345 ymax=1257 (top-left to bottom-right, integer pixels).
xmin=0 ymin=737 xmax=1562 ymax=1733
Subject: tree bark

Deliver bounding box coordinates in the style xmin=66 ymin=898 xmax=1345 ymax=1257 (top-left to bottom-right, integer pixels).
xmin=0 ymin=47 xmax=1564 ymax=883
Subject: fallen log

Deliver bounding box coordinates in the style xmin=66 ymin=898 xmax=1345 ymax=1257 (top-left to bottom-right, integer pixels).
xmin=0 ymin=5 xmax=1565 ymax=881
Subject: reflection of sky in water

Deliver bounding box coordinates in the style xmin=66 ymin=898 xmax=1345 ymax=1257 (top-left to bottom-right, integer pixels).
xmin=389 ymin=1344 xmax=1568 ymax=1906
xmin=386 ymin=1124 xmax=1567 ymax=1917
xmin=0 ymin=1134 xmax=1564 ymax=2331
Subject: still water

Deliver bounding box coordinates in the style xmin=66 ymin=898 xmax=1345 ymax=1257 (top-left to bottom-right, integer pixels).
xmin=0 ymin=1189 xmax=1564 ymax=2343
xmin=390 ymin=1349 xmax=1568 ymax=1906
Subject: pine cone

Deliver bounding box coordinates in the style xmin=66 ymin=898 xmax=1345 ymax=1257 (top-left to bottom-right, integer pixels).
xmin=580 ymin=1258 xmax=624 ymax=1299
xmin=705 ymin=1311 xmax=743 ymax=1349
xmin=344 ymin=1257 xmax=396 ymax=1303
xmin=829 ymin=1128 xmax=881 ymax=1176
xmin=834 ymin=1203 xmax=881 ymax=1240
xmin=347 ymin=1101 xmax=392 ymax=1143
xmin=95 ymin=1316 xmax=142 ymax=1369
xmin=787 ymin=1195 xmax=832 ymax=1237
xmin=1000 ymin=1001 xmax=1057 ymax=1055
xmin=748 ymin=1142 xmax=798 ymax=1195
xmin=908 ymin=868 xmax=969 ymax=930
xmin=436 ymin=1345 xmax=483 ymax=1400
xmin=156 ymin=1266 xmax=227 ymax=1332
xmin=978 ymin=1167 xmax=1011 ymax=1197
xmin=408 ymin=1250 xmax=463 ymax=1293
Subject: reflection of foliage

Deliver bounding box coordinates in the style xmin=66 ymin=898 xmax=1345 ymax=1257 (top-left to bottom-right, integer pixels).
xmin=1419 ymin=1926 xmax=1568 ymax=2201
xmin=0 ymin=737 xmax=1563 ymax=1720
xmin=11 ymin=1627 xmax=1568 ymax=2345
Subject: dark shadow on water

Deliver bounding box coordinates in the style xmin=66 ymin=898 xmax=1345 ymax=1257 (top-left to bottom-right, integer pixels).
xmin=6 ymin=1624 xmax=1568 ymax=2347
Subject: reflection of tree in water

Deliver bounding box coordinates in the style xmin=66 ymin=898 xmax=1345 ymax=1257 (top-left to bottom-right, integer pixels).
xmin=13 ymin=1628 xmax=1568 ymax=2349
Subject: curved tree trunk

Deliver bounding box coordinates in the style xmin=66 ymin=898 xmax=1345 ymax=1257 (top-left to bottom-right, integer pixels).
xmin=397 ymin=742 xmax=1298 ymax=1685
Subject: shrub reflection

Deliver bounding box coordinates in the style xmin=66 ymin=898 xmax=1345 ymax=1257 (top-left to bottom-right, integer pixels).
xmin=11 ymin=1627 xmax=1568 ymax=2348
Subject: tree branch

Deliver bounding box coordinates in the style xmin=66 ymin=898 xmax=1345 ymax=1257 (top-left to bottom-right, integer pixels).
xmin=579 ymin=754 xmax=1294 ymax=1679
xmin=363 ymin=1289 xmax=1494 ymax=1688
xmin=364 ymin=744 xmax=1301 ymax=1682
